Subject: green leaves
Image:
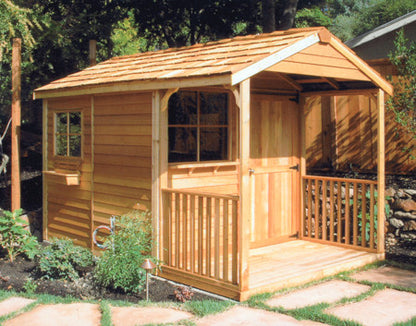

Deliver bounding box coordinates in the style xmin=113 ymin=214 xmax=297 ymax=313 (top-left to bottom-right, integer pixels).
xmin=34 ymin=238 xmax=94 ymax=281
xmin=94 ymin=210 xmax=157 ymax=294
xmin=0 ymin=209 xmax=39 ymax=262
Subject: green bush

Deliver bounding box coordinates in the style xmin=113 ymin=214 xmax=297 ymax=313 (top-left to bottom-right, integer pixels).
xmin=94 ymin=210 xmax=157 ymax=293
xmin=0 ymin=209 xmax=39 ymax=262
xmin=35 ymin=238 xmax=94 ymax=281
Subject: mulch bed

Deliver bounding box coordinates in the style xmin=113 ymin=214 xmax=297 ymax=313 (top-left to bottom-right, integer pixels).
xmin=0 ymin=255 xmax=217 ymax=302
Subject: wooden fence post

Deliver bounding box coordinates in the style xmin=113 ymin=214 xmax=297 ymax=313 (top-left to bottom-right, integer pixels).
xmin=11 ymin=38 xmax=21 ymax=211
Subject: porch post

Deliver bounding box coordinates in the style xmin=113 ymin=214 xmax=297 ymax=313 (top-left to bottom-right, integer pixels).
xmin=239 ymin=78 xmax=251 ymax=295
xmin=377 ymin=89 xmax=385 ymax=255
xmin=299 ymin=95 xmax=306 ymax=239
xmin=152 ymin=90 xmax=161 ymax=259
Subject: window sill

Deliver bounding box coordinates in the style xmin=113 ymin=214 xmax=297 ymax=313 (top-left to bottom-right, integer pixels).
xmin=43 ymin=171 xmax=80 ymax=186
xmin=169 ymin=161 xmax=239 ymax=175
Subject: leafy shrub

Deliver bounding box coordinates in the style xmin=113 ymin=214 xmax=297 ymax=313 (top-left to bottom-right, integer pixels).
xmin=94 ymin=210 xmax=157 ymax=293
xmin=35 ymin=238 xmax=94 ymax=281
xmin=0 ymin=209 xmax=39 ymax=262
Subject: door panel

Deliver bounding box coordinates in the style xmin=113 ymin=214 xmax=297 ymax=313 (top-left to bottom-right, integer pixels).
xmin=250 ymin=96 xmax=300 ymax=248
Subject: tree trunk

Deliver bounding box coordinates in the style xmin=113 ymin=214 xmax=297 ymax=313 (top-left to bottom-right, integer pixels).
xmin=276 ymin=0 xmax=298 ymax=30
xmin=262 ymin=0 xmax=275 ymax=33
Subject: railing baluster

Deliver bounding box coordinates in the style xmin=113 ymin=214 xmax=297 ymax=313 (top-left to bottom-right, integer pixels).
xmin=337 ymin=181 xmax=342 ymax=243
xmin=329 ymin=180 xmax=334 ymax=242
xmin=370 ymin=184 xmax=375 ymax=249
xmin=353 ymin=183 xmax=358 ymax=246
xmin=214 ymin=198 xmax=220 ymax=279
xmin=307 ymin=179 xmax=312 ymax=237
xmin=232 ymin=199 xmax=238 ymax=284
xmin=223 ymin=199 xmax=229 ymax=282
xmin=345 ymin=182 xmax=350 ymax=245
xmin=175 ymin=193 xmax=180 ymax=268
xmin=361 ymin=184 xmax=367 ymax=248
xmin=190 ymin=195 xmax=195 ymax=273
xmin=314 ymin=179 xmax=320 ymax=239
xmin=198 ymin=196 xmax=204 ymax=275
xmin=322 ymin=180 xmax=327 ymax=241
xmin=206 ymin=197 xmax=212 ymax=277
xmin=183 ymin=194 xmax=188 ymax=270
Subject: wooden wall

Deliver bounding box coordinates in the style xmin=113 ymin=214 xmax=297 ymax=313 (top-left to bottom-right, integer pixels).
xmin=46 ymin=96 xmax=93 ymax=247
xmin=44 ymin=92 xmax=153 ymax=249
xmin=305 ymin=59 xmax=416 ymax=174
xmin=305 ymin=94 xmax=416 ymax=173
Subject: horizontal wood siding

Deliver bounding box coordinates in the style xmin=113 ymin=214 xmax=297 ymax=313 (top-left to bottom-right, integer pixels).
xmin=92 ymin=93 xmax=153 ymax=234
xmin=46 ymin=96 xmax=92 ymax=247
xmin=305 ymin=61 xmax=416 ymax=173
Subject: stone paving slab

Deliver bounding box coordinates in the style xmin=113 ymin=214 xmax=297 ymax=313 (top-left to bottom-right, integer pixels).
xmin=266 ymin=280 xmax=370 ymax=309
xmin=196 ymin=306 xmax=329 ymax=326
xmin=111 ymin=306 xmax=193 ymax=326
xmin=3 ymin=303 xmax=101 ymax=326
xmin=351 ymin=266 xmax=416 ymax=288
xmin=0 ymin=297 xmax=36 ymax=317
xmin=325 ymin=289 xmax=416 ymax=326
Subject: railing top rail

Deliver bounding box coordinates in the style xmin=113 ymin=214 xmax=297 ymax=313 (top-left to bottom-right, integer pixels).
xmin=302 ymin=175 xmax=378 ymax=185
xmin=162 ymin=188 xmax=240 ymax=201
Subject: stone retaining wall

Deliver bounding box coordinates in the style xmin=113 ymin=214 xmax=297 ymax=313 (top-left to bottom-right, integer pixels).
xmin=385 ymin=187 xmax=416 ymax=263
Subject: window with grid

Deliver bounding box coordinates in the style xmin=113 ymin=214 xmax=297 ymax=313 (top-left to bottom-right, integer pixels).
xmin=54 ymin=112 xmax=82 ymax=157
xmin=168 ymin=91 xmax=229 ymax=163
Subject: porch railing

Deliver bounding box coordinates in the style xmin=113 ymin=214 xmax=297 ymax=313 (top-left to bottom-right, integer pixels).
xmin=160 ymin=189 xmax=240 ymax=295
xmin=302 ymin=175 xmax=378 ymax=252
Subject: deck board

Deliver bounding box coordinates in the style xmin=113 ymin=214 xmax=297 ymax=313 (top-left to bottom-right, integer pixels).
xmin=244 ymin=240 xmax=383 ymax=300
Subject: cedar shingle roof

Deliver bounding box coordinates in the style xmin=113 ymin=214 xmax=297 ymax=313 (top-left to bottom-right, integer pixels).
xmin=34 ymin=27 xmax=392 ymax=98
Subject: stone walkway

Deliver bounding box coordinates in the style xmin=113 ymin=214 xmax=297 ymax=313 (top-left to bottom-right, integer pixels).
xmin=1 ymin=265 xmax=415 ymax=326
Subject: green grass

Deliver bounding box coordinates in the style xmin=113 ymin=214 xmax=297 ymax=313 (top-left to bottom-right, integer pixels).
xmin=0 ymin=260 xmax=415 ymax=326
xmin=184 ymin=299 xmax=235 ymax=317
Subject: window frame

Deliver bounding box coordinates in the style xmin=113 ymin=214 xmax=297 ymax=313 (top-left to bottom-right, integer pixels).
xmin=168 ymin=90 xmax=233 ymax=164
xmin=53 ymin=110 xmax=83 ymax=160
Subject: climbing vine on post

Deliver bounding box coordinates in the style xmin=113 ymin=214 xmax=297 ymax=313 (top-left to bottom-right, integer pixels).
xmin=387 ymin=29 xmax=416 ymax=139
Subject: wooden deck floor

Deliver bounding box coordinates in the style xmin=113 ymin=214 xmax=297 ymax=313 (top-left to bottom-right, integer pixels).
xmin=244 ymin=240 xmax=384 ymax=300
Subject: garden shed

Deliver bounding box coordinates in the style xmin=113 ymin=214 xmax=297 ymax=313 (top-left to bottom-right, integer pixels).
xmin=34 ymin=27 xmax=393 ymax=301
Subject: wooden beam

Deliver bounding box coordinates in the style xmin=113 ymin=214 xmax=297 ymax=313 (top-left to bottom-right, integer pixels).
xmin=377 ymin=89 xmax=385 ymax=255
xmin=232 ymin=34 xmax=320 ymax=85
xmin=329 ymin=38 xmax=393 ymax=95
xmin=33 ymin=75 xmax=231 ymax=100
xmin=158 ymin=88 xmax=177 ymax=260
xmin=42 ymin=99 xmax=48 ymax=241
xmin=238 ymin=78 xmax=251 ymax=294
xmin=152 ymin=90 xmax=161 ymax=259
xmin=11 ymin=38 xmax=21 ymax=211
xmin=323 ymin=78 xmax=340 ymax=90
xmin=299 ymin=95 xmax=306 ymax=239
xmin=278 ymin=73 xmax=303 ymax=91
xmin=301 ymin=88 xmax=378 ymax=97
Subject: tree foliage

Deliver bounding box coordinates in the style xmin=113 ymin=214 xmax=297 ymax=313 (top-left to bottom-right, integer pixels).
xmin=386 ymin=30 xmax=416 ymax=138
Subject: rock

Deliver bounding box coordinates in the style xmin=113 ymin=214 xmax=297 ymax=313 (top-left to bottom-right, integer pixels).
xmin=404 ymin=189 xmax=416 ymax=197
xmin=400 ymin=233 xmax=416 ymax=240
xmin=394 ymin=211 xmax=416 ymax=220
xmin=393 ymin=199 xmax=416 ymax=212
xmin=389 ymin=218 xmax=404 ymax=229
xmin=403 ymin=220 xmax=416 ymax=231
xmin=396 ymin=189 xmax=409 ymax=199
xmin=385 ymin=187 xmax=396 ymax=197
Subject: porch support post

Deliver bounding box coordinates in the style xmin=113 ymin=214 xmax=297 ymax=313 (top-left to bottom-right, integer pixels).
xmin=238 ymin=78 xmax=251 ymax=295
xmin=154 ymin=89 xmax=177 ymax=261
xmin=152 ymin=90 xmax=161 ymax=259
xmin=377 ymin=89 xmax=385 ymax=254
xmin=299 ymin=95 xmax=306 ymax=239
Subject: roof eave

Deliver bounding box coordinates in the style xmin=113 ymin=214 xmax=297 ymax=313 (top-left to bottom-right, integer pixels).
xmin=33 ymin=73 xmax=233 ymax=100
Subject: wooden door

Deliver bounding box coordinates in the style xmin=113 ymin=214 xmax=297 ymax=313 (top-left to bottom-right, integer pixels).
xmin=249 ymin=95 xmax=300 ymax=248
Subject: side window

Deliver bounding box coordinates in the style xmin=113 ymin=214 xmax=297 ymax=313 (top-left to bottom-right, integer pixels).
xmin=55 ymin=112 xmax=82 ymax=157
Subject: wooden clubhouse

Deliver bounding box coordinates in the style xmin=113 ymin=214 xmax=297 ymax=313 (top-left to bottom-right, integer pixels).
xmin=34 ymin=27 xmax=393 ymax=301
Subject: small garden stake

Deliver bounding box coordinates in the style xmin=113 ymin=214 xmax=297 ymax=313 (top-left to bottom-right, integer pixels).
xmin=141 ymin=258 xmax=156 ymax=301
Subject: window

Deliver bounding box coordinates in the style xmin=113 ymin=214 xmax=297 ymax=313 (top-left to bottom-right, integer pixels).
xmin=55 ymin=112 xmax=82 ymax=157
xmin=168 ymin=91 xmax=229 ymax=163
